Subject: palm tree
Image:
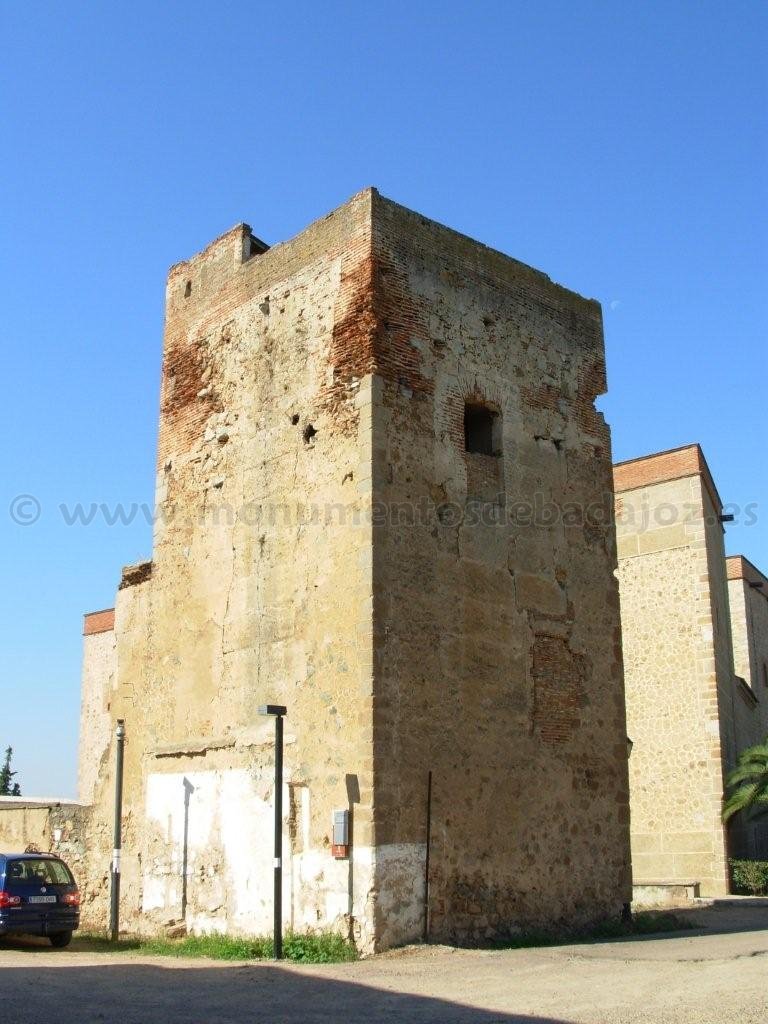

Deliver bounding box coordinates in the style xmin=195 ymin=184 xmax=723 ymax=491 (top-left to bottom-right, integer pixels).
xmin=723 ymin=738 xmax=768 ymax=823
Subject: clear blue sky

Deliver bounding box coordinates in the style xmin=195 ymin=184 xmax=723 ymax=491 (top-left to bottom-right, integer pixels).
xmin=2 ymin=2 xmax=765 ymax=796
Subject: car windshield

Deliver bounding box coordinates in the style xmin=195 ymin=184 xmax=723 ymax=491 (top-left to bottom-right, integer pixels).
xmin=6 ymin=858 xmax=74 ymax=886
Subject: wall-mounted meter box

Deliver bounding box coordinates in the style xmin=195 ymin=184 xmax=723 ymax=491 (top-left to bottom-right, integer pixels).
xmin=331 ymin=809 xmax=349 ymax=859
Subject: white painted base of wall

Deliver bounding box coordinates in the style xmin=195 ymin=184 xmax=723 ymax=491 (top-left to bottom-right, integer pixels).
xmin=142 ymin=769 xmax=427 ymax=953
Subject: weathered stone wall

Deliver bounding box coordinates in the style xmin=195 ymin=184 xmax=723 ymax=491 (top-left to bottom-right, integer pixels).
xmin=44 ymin=189 xmax=631 ymax=951
xmin=369 ymin=194 xmax=631 ymax=946
xmin=615 ymin=449 xmax=733 ymax=894
xmin=0 ymin=800 xmax=101 ymax=925
xmin=82 ymin=191 xmax=380 ymax=947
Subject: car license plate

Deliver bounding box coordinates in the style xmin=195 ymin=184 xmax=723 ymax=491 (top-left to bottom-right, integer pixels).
xmin=28 ymin=895 xmax=56 ymax=904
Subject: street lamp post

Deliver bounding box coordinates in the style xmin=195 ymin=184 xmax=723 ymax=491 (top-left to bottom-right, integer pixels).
xmin=109 ymin=719 xmax=126 ymax=942
xmin=258 ymin=704 xmax=287 ymax=959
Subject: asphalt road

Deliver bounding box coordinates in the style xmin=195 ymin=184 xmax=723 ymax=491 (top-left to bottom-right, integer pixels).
xmin=1 ymin=902 xmax=767 ymax=1024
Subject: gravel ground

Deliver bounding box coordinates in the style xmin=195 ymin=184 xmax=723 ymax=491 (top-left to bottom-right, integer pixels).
xmin=1 ymin=903 xmax=766 ymax=1024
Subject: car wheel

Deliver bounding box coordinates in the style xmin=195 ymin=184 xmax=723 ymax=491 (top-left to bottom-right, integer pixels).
xmin=49 ymin=931 xmax=73 ymax=948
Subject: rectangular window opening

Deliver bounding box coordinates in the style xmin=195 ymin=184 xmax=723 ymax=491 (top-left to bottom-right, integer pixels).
xmin=464 ymin=403 xmax=501 ymax=456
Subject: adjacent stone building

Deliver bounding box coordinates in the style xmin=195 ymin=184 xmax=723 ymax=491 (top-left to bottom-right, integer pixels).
xmin=615 ymin=445 xmax=768 ymax=897
xmin=1 ymin=189 xmax=632 ymax=949
xmin=726 ymin=555 xmax=768 ymax=859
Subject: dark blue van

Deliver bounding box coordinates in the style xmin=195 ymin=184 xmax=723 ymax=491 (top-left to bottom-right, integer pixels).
xmin=0 ymin=852 xmax=80 ymax=947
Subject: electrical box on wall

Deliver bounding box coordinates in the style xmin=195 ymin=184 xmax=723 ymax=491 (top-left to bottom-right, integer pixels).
xmin=331 ymin=809 xmax=349 ymax=859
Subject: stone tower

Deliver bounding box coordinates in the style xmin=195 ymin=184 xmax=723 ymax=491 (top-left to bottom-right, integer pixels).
xmin=77 ymin=188 xmax=631 ymax=951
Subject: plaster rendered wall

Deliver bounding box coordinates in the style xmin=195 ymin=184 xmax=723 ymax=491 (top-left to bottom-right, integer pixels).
xmin=729 ymin=578 xmax=753 ymax=688
xmin=369 ymin=195 xmax=631 ymax=946
xmin=78 ymin=625 xmax=116 ymax=804
xmin=0 ymin=804 xmax=51 ymax=853
xmin=728 ymin=561 xmax=768 ymax=708
xmin=615 ymin=469 xmax=731 ymax=894
xmin=140 ymin=765 xmax=372 ymax=936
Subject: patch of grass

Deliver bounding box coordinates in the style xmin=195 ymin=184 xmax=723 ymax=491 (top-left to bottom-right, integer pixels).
xmin=77 ymin=930 xmax=357 ymax=963
xmin=139 ymin=933 xmax=273 ymax=960
xmin=282 ymin=931 xmax=357 ymax=963
xmin=79 ymin=912 xmax=691 ymax=961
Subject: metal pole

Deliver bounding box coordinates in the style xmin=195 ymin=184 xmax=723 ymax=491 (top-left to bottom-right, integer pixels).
xmin=258 ymin=704 xmax=287 ymax=960
xmin=423 ymin=770 xmax=432 ymax=943
xmin=274 ymin=713 xmax=284 ymax=960
xmin=109 ymin=719 xmax=125 ymax=942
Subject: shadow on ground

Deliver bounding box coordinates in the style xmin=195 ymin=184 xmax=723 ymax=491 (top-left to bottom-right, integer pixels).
xmin=0 ymin=952 xmax=570 ymax=1024
xmin=3 ymin=904 xmax=768 ymax=1024
xmin=625 ymin=901 xmax=768 ymax=940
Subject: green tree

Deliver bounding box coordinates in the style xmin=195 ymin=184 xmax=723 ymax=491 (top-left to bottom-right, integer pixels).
xmin=0 ymin=746 xmax=21 ymax=797
xmin=723 ymin=738 xmax=768 ymax=823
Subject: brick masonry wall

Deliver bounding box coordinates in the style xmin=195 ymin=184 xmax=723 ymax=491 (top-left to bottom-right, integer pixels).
xmin=614 ymin=445 xmax=721 ymax=511
xmin=83 ymin=609 xmax=115 ymax=636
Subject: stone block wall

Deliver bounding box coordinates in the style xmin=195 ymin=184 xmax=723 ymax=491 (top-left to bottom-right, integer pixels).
xmin=615 ymin=446 xmax=733 ymax=894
